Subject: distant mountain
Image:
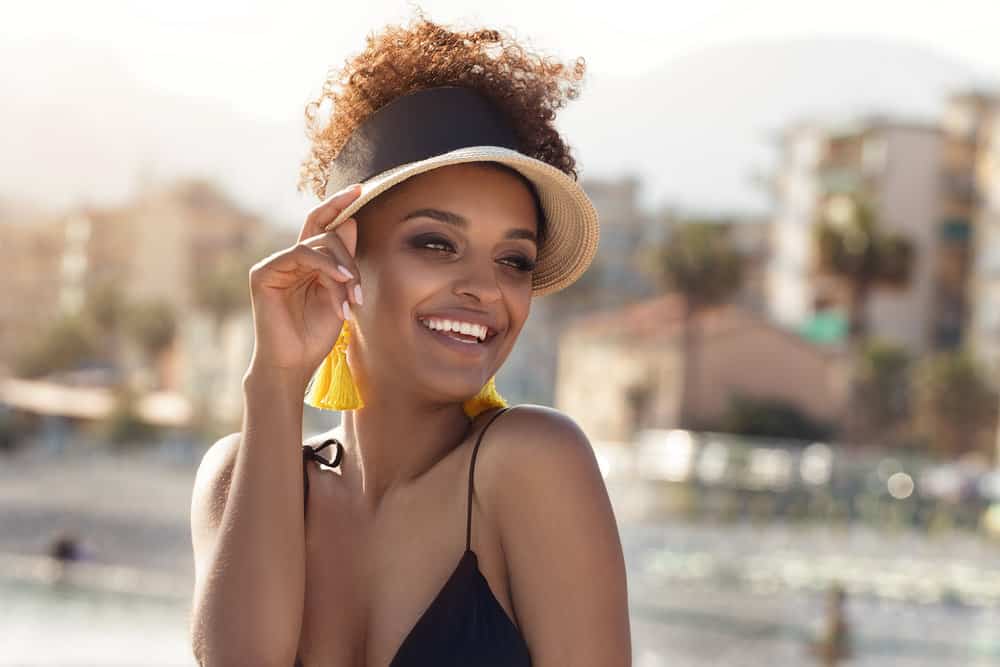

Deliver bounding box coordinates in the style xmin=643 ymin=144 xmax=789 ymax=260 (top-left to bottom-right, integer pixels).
xmin=559 ymin=37 xmax=996 ymax=216
xmin=1 ymin=37 xmax=995 ymax=226
xmin=0 ymin=39 xmax=310 ymax=225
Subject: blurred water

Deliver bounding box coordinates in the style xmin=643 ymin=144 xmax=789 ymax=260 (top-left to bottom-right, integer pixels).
xmin=3 ymin=577 xmax=192 ymax=666
xmin=3 ymin=445 xmax=1000 ymax=665
xmin=622 ymin=520 xmax=1000 ymax=667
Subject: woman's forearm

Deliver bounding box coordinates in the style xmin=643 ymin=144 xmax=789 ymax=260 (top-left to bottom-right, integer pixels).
xmin=190 ymin=363 xmax=310 ymax=666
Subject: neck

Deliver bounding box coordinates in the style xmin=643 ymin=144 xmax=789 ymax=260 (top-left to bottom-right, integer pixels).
xmin=336 ymin=392 xmax=474 ymax=514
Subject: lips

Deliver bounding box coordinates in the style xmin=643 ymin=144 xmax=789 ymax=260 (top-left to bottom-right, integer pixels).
xmin=416 ymin=318 xmax=498 ymax=358
xmin=416 ymin=309 xmax=501 ymax=339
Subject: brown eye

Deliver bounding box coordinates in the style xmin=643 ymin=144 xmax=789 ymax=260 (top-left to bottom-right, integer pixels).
xmin=502 ymin=256 xmax=536 ymax=272
xmin=411 ymin=234 xmax=455 ymax=253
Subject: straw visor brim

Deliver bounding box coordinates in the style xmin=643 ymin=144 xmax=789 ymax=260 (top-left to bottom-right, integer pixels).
xmin=322 ymin=146 xmax=600 ymax=297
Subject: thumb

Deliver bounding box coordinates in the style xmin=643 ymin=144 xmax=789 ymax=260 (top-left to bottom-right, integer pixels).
xmin=335 ymin=216 xmax=358 ymax=258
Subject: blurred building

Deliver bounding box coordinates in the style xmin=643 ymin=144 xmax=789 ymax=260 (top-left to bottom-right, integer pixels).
xmin=130 ymin=179 xmax=286 ymax=425
xmin=129 ymin=179 xmax=274 ymax=313
xmin=962 ymin=93 xmax=1000 ymax=379
xmin=766 ymin=117 xmax=945 ymax=353
xmin=0 ymin=179 xmax=281 ymax=430
xmin=0 ymin=211 xmax=64 ymax=373
xmin=936 ymin=92 xmax=996 ymax=350
xmin=578 ymin=174 xmax=664 ymax=307
xmin=555 ymin=293 xmax=849 ymax=443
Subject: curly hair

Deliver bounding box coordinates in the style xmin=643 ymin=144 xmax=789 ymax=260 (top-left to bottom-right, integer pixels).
xmin=296 ymin=8 xmax=587 ymax=204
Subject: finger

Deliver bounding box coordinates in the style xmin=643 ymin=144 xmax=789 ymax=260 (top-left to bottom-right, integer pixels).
xmin=300 ymin=225 xmax=361 ymax=287
xmin=305 ymin=217 xmax=358 ymax=263
xmin=298 ymin=183 xmax=363 ymax=244
xmin=315 ymin=272 xmax=349 ymax=322
xmin=312 ymin=246 xmax=360 ymax=307
xmin=258 ymin=243 xmax=351 ymax=287
xmin=307 ymin=244 xmax=355 ymax=284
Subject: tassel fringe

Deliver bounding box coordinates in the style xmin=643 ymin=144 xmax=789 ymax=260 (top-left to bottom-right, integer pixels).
xmin=303 ymin=321 xmax=508 ymax=418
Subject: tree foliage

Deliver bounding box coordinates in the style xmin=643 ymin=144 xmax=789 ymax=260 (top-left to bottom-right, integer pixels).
xmin=124 ymin=299 xmax=177 ymax=359
xmin=813 ymin=193 xmax=915 ymax=338
xmin=651 ymin=221 xmax=745 ymax=309
xmin=853 ymin=339 xmax=912 ymax=444
xmin=715 ymin=394 xmax=835 ymax=442
xmin=13 ymin=313 xmax=101 ymax=378
xmin=913 ymin=350 xmax=997 ymax=459
xmin=192 ymin=252 xmax=253 ymax=331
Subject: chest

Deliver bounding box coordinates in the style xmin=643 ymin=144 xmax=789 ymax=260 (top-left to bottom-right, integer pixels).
xmin=295 ymin=461 xmax=520 ymax=667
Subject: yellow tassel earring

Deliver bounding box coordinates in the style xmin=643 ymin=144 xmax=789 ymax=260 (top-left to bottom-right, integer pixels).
xmin=304 ymin=321 xmax=365 ymax=411
xmin=303 ymin=320 xmax=508 ymax=418
xmin=463 ymin=373 xmax=508 ymax=419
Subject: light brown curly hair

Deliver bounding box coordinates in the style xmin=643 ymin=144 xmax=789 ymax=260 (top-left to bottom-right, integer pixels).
xmin=296 ymin=8 xmax=587 ymax=209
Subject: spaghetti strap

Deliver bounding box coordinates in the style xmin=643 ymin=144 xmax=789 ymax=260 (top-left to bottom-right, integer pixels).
xmin=465 ymin=406 xmax=515 ymax=552
xmin=297 ymin=411 xmax=531 ymax=667
xmin=301 ymin=438 xmax=344 ymax=517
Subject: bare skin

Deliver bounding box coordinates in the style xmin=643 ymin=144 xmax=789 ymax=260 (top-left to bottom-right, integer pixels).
xmin=190 ymin=163 xmax=631 ymax=666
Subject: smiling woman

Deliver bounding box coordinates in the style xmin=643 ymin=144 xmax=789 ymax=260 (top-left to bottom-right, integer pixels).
xmin=188 ymin=7 xmax=630 ymax=667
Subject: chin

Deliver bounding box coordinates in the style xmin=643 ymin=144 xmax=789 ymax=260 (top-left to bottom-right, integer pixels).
xmin=421 ymin=370 xmax=495 ymax=402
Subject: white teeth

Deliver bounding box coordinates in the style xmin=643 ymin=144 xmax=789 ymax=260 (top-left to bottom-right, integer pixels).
xmin=419 ymin=317 xmax=488 ymax=342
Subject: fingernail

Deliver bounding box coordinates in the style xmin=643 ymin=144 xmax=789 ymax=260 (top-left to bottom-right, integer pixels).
xmin=342 ymin=300 xmax=352 ymax=320
xmin=338 ymin=264 xmax=354 ymax=279
xmin=354 ymin=284 xmax=363 ymax=305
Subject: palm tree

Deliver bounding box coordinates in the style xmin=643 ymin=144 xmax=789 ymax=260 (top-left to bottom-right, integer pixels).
xmin=813 ymin=193 xmax=915 ymax=445
xmin=192 ymin=252 xmax=253 ymax=337
xmin=854 ymin=339 xmax=912 ymax=446
xmin=124 ymin=298 xmax=177 ymax=390
xmin=646 ymin=221 xmax=745 ymax=427
xmin=813 ymin=193 xmax=914 ymax=341
xmin=84 ymin=279 xmax=130 ymax=365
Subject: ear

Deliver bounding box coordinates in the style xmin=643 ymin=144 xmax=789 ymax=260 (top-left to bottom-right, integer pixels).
xmin=334 ymin=216 xmax=358 ymax=258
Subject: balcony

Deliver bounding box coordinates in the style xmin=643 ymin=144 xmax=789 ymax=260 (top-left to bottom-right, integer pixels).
xmin=939 ymin=217 xmax=971 ymax=242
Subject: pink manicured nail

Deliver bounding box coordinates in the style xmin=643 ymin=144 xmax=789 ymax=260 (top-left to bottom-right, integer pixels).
xmin=354 ymin=284 xmax=363 ymax=305
xmin=338 ymin=264 xmax=354 ymax=279
xmin=342 ymin=300 xmax=352 ymax=320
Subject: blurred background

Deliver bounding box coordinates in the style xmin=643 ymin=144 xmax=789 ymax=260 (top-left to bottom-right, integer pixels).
xmin=3 ymin=1 xmax=1000 ymax=665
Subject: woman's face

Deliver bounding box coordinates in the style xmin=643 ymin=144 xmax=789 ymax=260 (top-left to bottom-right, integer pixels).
xmin=350 ymin=162 xmax=538 ymax=404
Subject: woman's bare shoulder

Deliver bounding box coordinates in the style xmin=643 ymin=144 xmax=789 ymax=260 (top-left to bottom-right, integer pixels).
xmin=193 ymin=427 xmax=341 ymax=525
xmin=471 ymin=404 xmax=597 ymax=499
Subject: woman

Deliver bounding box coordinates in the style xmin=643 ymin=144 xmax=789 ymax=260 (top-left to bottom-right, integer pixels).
xmin=189 ymin=11 xmax=630 ymax=666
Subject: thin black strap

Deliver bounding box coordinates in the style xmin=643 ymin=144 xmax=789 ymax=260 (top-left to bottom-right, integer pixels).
xmin=302 ymin=438 xmax=344 ymax=517
xmin=466 ymin=406 xmax=515 ymax=552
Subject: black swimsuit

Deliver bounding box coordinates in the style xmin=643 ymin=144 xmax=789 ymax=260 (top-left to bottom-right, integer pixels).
xmin=295 ymin=405 xmax=532 ymax=667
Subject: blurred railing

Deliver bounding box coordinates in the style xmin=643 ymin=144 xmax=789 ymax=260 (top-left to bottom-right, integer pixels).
xmin=594 ymin=429 xmax=1000 ymax=536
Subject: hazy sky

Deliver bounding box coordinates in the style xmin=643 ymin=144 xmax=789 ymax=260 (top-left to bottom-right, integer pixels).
xmin=4 ymin=1 xmax=1000 ymax=222
xmin=7 ymin=0 xmax=1000 ymax=124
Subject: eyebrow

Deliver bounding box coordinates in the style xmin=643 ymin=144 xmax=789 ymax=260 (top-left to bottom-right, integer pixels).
xmin=401 ymin=208 xmax=537 ymax=244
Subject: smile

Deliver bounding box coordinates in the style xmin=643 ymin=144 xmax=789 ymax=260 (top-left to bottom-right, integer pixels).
xmin=416 ymin=318 xmax=497 ymax=357
xmin=420 ymin=317 xmax=489 ymax=343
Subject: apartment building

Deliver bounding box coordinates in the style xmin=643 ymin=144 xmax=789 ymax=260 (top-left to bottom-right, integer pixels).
xmin=766 ymin=117 xmax=944 ymax=354
xmin=963 ymin=94 xmax=1000 ymax=378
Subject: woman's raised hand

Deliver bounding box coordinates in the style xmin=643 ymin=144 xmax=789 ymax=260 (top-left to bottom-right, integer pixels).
xmin=246 ymin=184 xmax=364 ymax=384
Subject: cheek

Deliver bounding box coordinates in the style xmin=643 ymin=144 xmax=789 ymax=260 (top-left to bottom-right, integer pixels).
xmin=380 ymin=253 xmax=451 ymax=301
xmin=366 ymin=255 xmax=449 ymax=337
xmin=494 ymin=288 xmax=531 ymax=344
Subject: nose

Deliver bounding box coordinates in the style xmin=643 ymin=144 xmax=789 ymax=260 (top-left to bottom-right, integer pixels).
xmin=454 ymin=254 xmax=503 ymax=303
